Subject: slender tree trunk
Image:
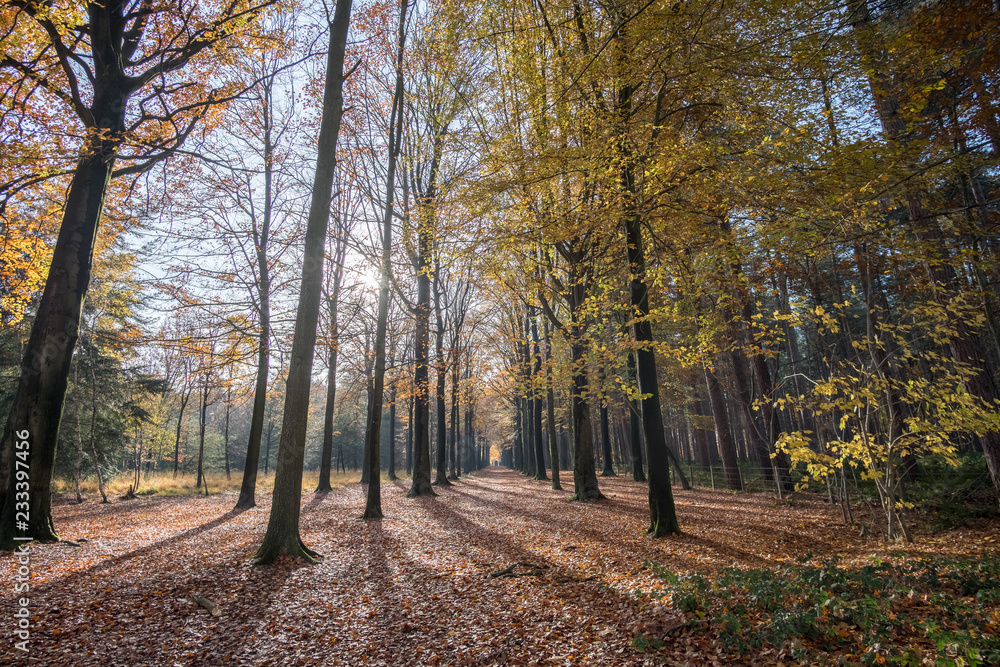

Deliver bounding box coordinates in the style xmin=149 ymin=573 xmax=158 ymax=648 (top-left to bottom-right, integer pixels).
xmin=432 ymin=273 xmax=451 ymax=486
xmin=88 ymin=351 xmax=107 ymax=504
xmin=363 ymin=0 xmax=408 ymax=516
xmin=626 ymin=349 xmax=645 ymax=482
xmin=464 ymin=364 xmax=474 ymax=474
xmin=449 ymin=355 xmax=460 ymax=480
xmin=73 ymin=364 xmax=84 ymax=504
xmin=531 ymin=314 xmax=547 ymax=480
xmin=264 ymin=420 xmax=273 ymax=476
xmin=173 ymin=384 xmax=191 ymax=477
xmin=513 ymin=399 xmax=523 ymax=471
xmin=223 ymin=390 xmax=231 ymax=481
xmin=599 ymin=398 xmax=615 ymax=477
xmin=388 ymin=382 xmax=398 ymax=481
xmin=236 ymin=85 xmax=277 ymax=509
xmin=317 ymin=278 xmax=341 ymax=491
xmin=406 ymin=393 xmax=414 ymax=475
xmin=254 ymin=0 xmax=353 ymax=564
xmin=197 ymin=383 xmax=209 ymax=489
xmin=704 ymin=363 xmax=742 ymax=491
xmin=568 ymin=269 xmax=603 ymax=501
xmin=543 ymin=318 xmax=561 ymax=489
xmin=618 ymin=76 xmax=679 ymax=534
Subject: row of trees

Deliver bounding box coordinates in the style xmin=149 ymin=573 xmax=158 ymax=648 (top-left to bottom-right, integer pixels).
xmin=2 ymin=0 xmax=998 ymax=555
xmin=478 ymin=0 xmax=999 ymax=542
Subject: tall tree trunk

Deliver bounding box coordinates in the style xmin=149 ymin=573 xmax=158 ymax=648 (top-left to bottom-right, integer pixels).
xmin=388 ymin=382 xmax=398 ymax=481
xmin=704 ymin=363 xmax=742 ymax=491
xmin=264 ymin=420 xmax=273 ymax=476
xmin=599 ymin=397 xmax=615 ymax=477
xmin=0 ymin=73 xmax=126 ymax=546
xmin=317 ymin=272 xmax=342 ymax=491
xmin=410 ymin=246 xmax=435 ymax=496
xmin=513 ymin=398 xmax=523 ymax=471
xmin=618 ymin=75 xmax=679 ymax=534
xmin=464 ymin=363 xmax=474 ymax=474
xmin=197 ymin=383 xmax=209 ymax=489
xmin=568 ymin=265 xmax=603 ymax=501
xmin=543 ymin=319 xmax=561 ymax=489
xmin=73 ymin=364 xmax=84 ymax=504
xmin=406 ymin=393 xmax=414 ymax=475
xmin=173 ymin=385 xmax=191 ymax=477
xmin=363 ymin=0 xmax=408 ymax=518
xmin=449 ymin=352 xmax=460 ymax=480
xmin=223 ymin=390 xmax=231 ymax=481
xmin=531 ymin=314 xmax=547 ymax=480
xmin=626 ymin=349 xmax=645 ymax=482
xmin=254 ymin=0 xmax=353 ymax=564
xmin=236 ymin=78 xmax=277 ymax=510
xmin=432 ymin=271 xmax=451 ymax=486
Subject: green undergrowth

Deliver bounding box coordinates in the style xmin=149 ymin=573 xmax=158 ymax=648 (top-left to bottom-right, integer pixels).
xmin=634 ymin=553 xmax=1000 ymax=666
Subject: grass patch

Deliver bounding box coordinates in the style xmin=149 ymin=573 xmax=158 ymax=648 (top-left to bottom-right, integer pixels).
xmin=636 ymin=554 xmax=1000 ymax=666
xmin=54 ymin=470 xmax=362 ymax=499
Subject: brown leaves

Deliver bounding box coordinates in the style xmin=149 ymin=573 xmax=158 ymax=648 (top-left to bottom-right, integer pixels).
xmin=3 ymin=470 xmax=998 ymax=665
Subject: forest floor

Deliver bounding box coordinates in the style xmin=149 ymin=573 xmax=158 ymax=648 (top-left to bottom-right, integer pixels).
xmin=3 ymin=468 xmax=999 ymax=666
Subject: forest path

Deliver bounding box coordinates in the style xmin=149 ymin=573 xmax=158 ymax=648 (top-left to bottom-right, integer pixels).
xmin=1 ymin=468 xmax=985 ymax=666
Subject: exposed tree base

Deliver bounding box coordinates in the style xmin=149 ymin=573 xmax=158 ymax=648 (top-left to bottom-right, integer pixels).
xmin=234 ymin=492 xmax=256 ymax=511
xmin=315 ymin=483 xmax=332 ymax=493
xmin=253 ymin=534 xmax=321 ymax=566
xmin=406 ymin=484 xmax=437 ymax=498
xmin=361 ymin=505 xmax=383 ymax=520
xmin=552 ymin=482 xmax=562 ymax=491
xmin=431 ymin=477 xmax=453 ymax=486
xmin=569 ymin=490 xmax=606 ymax=502
xmin=647 ymin=522 xmax=682 ymax=537
xmin=534 ymin=473 xmax=549 ymax=481
xmin=600 ymin=470 xmax=617 ymax=477
xmin=0 ymin=521 xmax=58 ymax=551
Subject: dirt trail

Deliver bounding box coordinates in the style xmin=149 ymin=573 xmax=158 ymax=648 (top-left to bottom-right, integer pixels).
xmin=3 ymin=468 xmax=993 ymax=666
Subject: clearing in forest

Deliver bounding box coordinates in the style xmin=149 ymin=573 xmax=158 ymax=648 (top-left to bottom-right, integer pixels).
xmin=2 ymin=469 xmax=998 ymax=666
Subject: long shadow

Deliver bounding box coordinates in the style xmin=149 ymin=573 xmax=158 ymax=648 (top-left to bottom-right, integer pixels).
xmin=52 ymin=494 xmax=200 ymax=523
xmin=2 ymin=507 xmax=304 ymax=667
xmin=26 ymin=508 xmax=244 ymax=596
xmin=445 ymin=474 xmax=814 ymax=568
xmin=302 ymin=486 xmax=340 ymax=515
xmin=444 ymin=483 xmax=641 ymax=550
xmin=405 ymin=491 xmax=678 ymax=622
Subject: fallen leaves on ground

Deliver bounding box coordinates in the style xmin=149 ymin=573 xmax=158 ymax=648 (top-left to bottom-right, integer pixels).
xmin=2 ymin=469 xmax=998 ymax=666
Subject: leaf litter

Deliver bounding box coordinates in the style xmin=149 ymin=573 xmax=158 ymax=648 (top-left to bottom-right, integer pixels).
xmin=2 ymin=468 xmax=998 ymax=666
